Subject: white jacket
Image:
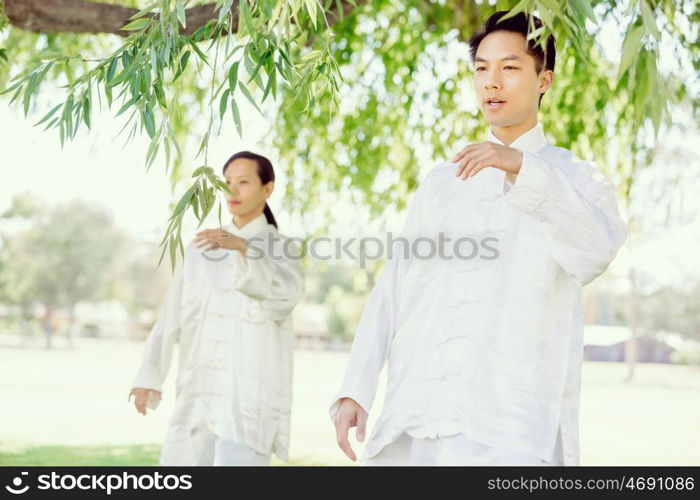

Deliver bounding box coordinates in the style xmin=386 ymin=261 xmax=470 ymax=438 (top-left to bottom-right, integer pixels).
xmin=328 ymin=122 xmax=629 ymax=465
xmin=131 ymin=213 xmax=305 ymax=463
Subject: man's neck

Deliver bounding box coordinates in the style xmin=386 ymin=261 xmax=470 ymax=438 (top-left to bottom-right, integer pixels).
xmin=490 ymin=118 xmax=538 ymax=147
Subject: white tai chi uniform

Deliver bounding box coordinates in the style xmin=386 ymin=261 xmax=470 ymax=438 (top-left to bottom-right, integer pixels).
xmin=191 ymin=427 xmax=271 ymax=466
xmin=131 ymin=213 xmax=305 ymax=466
xmin=329 ymin=122 xmax=628 ymax=466
xmin=362 ymin=429 xmax=564 ymax=466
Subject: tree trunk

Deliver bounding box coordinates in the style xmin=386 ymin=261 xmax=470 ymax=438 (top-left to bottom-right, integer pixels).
xmin=4 ymin=0 xmax=364 ymax=38
xmin=67 ymin=306 xmax=76 ymax=349
xmin=42 ymin=303 xmax=54 ymax=349
xmin=5 ymin=0 xmax=227 ymax=37
xmin=624 ymin=216 xmax=638 ymax=382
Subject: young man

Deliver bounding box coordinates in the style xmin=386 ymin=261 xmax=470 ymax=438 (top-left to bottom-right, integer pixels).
xmin=329 ymin=11 xmax=629 ymax=465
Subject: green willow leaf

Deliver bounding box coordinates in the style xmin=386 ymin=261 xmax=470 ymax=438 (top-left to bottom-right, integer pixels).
xmin=640 ymin=0 xmax=661 ymax=41
xmin=176 ymin=1 xmax=187 ymax=29
xmin=142 ymin=106 xmax=156 ymax=137
xmin=33 ymin=103 xmax=63 ymax=127
xmin=196 ymin=131 xmax=210 ymax=158
xmin=618 ymin=24 xmax=644 ymax=80
xmin=155 ymin=83 xmax=167 ymax=109
xmin=82 ymin=97 xmax=91 ymax=128
xmin=238 ymin=81 xmax=263 ymax=115
xmin=170 ymin=184 xmax=197 ymax=221
xmin=240 ymin=0 xmax=256 ymax=38
xmin=121 ymin=18 xmax=151 ymax=31
xmin=129 ymin=1 xmax=160 ymax=21
xmin=228 ymin=61 xmax=240 ymax=90
xmin=171 ymin=51 xmax=191 ymax=82
xmin=219 ymin=0 xmax=234 ymax=23
xmin=219 ymin=88 xmax=230 ymax=118
xmin=231 ymin=98 xmax=242 ymax=137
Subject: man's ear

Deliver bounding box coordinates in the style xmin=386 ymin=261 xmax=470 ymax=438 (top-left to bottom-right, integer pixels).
xmin=540 ymin=69 xmax=554 ymax=95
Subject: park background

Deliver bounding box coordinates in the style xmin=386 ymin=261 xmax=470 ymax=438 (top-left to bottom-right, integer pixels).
xmin=0 ymin=0 xmax=699 ymax=465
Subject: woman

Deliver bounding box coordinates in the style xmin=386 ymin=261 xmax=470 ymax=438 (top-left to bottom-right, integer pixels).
xmin=129 ymin=151 xmax=305 ymax=466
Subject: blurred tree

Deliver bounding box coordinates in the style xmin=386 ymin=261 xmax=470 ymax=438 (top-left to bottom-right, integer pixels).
xmin=110 ymin=239 xmax=176 ymax=326
xmin=0 ymin=195 xmax=129 ymax=347
xmin=312 ymin=261 xmax=354 ymax=301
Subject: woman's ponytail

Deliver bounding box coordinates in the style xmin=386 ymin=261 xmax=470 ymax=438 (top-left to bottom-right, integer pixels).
xmin=263 ymin=202 xmax=278 ymax=229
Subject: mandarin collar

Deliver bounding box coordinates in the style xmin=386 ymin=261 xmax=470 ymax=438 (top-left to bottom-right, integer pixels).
xmin=224 ymin=211 xmax=271 ymax=239
xmin=486 ymin=122 xmax=548 ymax=153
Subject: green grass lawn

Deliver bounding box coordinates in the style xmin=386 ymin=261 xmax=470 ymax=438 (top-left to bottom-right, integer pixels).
xmin=1 ymin=336 xmax=698 ymax=466
xmin=0 ymin=444 xmax=160 ymax=466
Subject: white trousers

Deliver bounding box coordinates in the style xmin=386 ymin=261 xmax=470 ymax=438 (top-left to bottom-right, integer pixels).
xmin=191 ymin=427 xmax=271 ymax=466
xmin=362 ymin=427 xmax=564 ymax=466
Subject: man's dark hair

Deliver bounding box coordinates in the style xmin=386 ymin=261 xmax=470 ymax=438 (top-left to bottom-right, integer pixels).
xmin=467 ymin=11 xmax=556 ymax=107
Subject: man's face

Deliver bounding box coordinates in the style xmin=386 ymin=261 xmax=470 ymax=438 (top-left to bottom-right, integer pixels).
xmin=473 ymin=30 xmax=552 ymax=128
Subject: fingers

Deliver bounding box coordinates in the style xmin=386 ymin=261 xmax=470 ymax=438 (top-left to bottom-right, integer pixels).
xmin=194 ymin=229 xmax=214 ymax=241
xmin=193 ymin=229 xmax=211 ymax=240
xmin=334 ymin=414 xmax=357 ymax=462
xmin=356 ymin=409 xmax=368 ymax=443
xmin=456 ymin=150 xmax=489 ymax=179
xmin=451 ymin=143 xmax=478 ymax=163
xmin=459 ymin=151 xmax=492 ymax=180
xmin=135 ymin=393 xmax=146 ymax=415
xmin=451 ymin=147 xmax=467 ymax=163
xmin=196 ymin=240 xmax=219 ymax=251
xmin=194 ymin=236 xmax=217 ymax=250
xmin=454 ymin=145 xmax=483 ymax=177
xmin=194 ymin=229 xmax=226 ymax=251
xmin=193 ymin=236 xmax=207 ymax=248
xmin=130 ymin=389 xmax=147 ymax=415
xmin=465 ymin=163 xmax=490 ymax=179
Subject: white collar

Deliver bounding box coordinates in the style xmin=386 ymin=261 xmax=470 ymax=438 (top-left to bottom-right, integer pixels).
xmin=486 ymin=122 xmax=548 ymax=153
xmin=224 ymin=211 xmax=272 ymax=239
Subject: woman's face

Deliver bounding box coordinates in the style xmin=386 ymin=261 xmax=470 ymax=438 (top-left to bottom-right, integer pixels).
xmin=223 ymin=158 xmax=273 ymax=217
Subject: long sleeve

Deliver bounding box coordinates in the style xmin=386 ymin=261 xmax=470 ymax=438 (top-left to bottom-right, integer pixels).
xmin=225 ymin=234 xmax=305 ymax=322
xmin=130 ymin=259 xmax=184 ymax=406
xmin=328 ymin=173 xmax=431 ymax=421
xmin=504 ymin=150 xmax=629 ymax=286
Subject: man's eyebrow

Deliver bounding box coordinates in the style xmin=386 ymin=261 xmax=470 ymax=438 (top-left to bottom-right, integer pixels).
xmin=474 ymin=55 xmax=523 ymax=63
